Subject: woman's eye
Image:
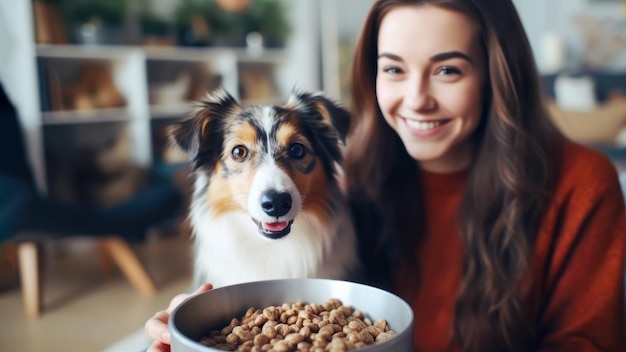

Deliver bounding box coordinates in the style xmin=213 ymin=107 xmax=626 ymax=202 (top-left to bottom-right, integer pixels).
xmin=383 ymin=66 xmax=403 ymax=74
xmin=288 ymin=143 xmax=307 ymax=160
xmin=231 ymin=145 xmax=249 ymax=161
xmin=436 ymin=66 xmax=461 ymax=75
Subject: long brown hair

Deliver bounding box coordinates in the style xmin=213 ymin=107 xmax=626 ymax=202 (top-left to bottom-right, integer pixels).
xmin=344 ymin=0 xmax=561 ymax=350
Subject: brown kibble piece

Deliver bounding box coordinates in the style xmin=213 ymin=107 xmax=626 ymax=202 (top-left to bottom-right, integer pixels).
xmin=284 ymin=332 xmax=305 ymax=345
xmin=374 ymin=319 xmax=389 ymax=331
xmin=254 ymin=333 xmax=270 ymax=347
xmin=375 ymin=331 xmax=397 ymax=342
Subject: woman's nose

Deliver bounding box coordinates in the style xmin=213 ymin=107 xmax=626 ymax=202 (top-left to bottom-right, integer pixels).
xmin=405 ymin=77 xmax=435 ymax=111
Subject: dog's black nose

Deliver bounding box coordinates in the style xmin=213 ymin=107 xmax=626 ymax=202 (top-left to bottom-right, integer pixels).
xmin=261 ymin=191 xmax=292 ymax=217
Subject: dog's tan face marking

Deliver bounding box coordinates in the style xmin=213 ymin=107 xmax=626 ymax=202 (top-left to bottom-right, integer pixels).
xmin=275 ymin=120 xmax=298 ymax=148
xmin=205 ymin=163 xmax=238 ymax=215
xmin=289 ymin=154 xmax=332 ymax=222
xmin=206 ymin=121 xmax=259 ymax=215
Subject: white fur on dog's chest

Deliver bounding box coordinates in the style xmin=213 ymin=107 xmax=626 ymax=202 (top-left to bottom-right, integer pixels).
xmin=191 ymin=208 xmax=356 ymax=288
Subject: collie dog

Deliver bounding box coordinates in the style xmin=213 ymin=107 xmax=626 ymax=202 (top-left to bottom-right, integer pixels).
xmin=170 ymin=89 xmax=358 ymax=288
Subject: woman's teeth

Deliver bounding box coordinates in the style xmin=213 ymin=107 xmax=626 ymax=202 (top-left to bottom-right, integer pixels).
xmin=405 ymin=119 xmax=445 ymax=131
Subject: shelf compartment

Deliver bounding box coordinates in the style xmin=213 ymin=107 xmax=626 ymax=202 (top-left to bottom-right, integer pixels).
xmin=146 ymin=60 xmax=222 ymax=109
xmin=37 ymin=57 xmax=134 ymax=113
xmin=41 ymin=107 xmax=133 ymax=125
xmin=237 ymin=61 xmax=280 ymax=103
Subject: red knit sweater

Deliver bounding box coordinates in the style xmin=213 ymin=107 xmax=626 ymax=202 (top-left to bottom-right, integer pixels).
xmin=393 ymin=140 xmax=626 ymax=351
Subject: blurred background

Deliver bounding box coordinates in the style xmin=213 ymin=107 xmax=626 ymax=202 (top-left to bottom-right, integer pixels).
xmin=0 ymin=0 xmax=625 ymax=351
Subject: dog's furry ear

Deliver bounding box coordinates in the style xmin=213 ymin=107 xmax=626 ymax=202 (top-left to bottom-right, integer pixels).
xmin=168 ymin=89 xmax=240 ymax=170
xmin=286 ymin=90 xmax=351 ymax=143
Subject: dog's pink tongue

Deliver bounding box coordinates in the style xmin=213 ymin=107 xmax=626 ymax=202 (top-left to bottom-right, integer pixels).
xmin=264 ymin=221 xmax=289 ymax=232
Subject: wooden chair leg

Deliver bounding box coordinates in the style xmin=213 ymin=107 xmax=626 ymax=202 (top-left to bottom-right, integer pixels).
xmin=97 ymin=240 xmax=115 ymax=278
xmin=17 ymin=241 xmax=42 ymax=318
xmin=99 ymin=236 xmax=157 ymax=295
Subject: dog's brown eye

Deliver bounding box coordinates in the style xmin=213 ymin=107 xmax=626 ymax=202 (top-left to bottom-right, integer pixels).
xmin=231 ymin=145 xmax=248 ymax=161
xmin=288 ymin=143 xmax=307 ymax=160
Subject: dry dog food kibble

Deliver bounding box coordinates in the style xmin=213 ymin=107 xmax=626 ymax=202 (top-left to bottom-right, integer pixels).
xmin=199 ymin=298 xmax=396 ymax=351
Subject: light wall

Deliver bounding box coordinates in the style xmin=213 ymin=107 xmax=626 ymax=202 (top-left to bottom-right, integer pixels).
xmin=512 ymin=0 xmax=626 ymax=72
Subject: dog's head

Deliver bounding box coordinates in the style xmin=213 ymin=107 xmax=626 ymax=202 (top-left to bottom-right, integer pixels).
xmin=170 ymin=89 xmax=350 ymax=240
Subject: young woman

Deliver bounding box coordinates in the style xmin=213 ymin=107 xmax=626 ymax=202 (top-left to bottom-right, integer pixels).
xmin=144 ymin=1 xmax=626 ymax=351
xmin=346 ymin=0 xmax=625 ymax=350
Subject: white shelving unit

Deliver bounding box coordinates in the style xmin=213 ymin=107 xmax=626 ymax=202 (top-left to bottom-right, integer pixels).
xmin=1 ymin=0 xmax=321 ymax=196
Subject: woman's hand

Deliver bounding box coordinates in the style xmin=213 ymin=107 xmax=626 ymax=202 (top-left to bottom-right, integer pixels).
xmin=145 ymin=283 xmax=213 ymax=352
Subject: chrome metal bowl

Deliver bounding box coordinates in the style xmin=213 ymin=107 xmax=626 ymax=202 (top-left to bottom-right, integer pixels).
xmin=170 ymin=278 xmax=414 ymax=351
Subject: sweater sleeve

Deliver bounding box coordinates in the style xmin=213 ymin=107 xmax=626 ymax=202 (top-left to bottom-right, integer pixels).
xmin=536 ymin=151 xmax=626 ymax=351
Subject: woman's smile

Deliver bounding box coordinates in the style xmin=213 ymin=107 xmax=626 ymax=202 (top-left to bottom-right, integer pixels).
xmin=403 ymin=117 xmax=452 ymax=135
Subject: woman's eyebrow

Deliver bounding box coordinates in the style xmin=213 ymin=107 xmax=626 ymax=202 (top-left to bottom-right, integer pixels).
xmin=377 ymin=51 xmax=473 ymax=64
xmin=377 ymin=52 xmax=403 ymax=61
xmin=430 ymin=51 xmax=473 ymax=63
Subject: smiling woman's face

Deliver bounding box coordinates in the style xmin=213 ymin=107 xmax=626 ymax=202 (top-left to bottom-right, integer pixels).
xmin=376 ymin=5 xmax=487 ymax=173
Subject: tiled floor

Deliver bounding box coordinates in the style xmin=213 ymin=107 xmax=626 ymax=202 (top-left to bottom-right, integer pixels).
xmin=0 ymin=234 xmax=194 ymax=352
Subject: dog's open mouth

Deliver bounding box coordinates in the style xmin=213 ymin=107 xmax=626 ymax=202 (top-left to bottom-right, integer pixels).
xmin=254 ymin=219 xmax=294 ymax=239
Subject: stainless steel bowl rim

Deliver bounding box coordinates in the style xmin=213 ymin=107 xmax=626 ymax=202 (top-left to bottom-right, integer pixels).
xmin=169 ymin=278 xmax=414 ymax=352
